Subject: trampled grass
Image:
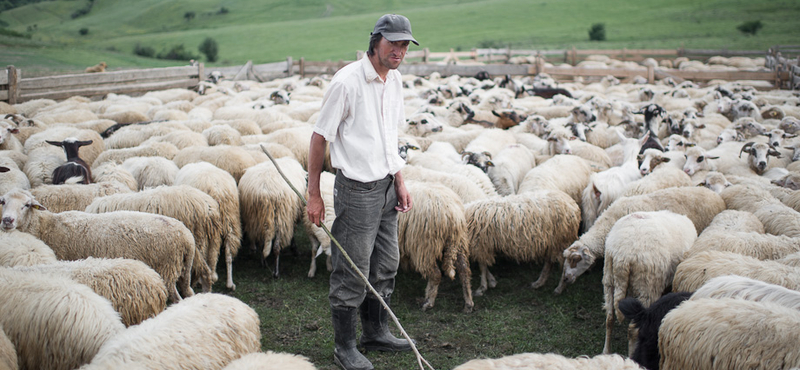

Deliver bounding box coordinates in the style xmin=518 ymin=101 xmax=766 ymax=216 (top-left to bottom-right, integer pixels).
xmin=1 ymin=0 xmax=798 ymax=74
xmin=219 ymin=228 xmax=626 ymax=370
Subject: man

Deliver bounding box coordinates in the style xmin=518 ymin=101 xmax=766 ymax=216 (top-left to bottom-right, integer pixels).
xmin=306 ymin=14 xmax=418 ymax=370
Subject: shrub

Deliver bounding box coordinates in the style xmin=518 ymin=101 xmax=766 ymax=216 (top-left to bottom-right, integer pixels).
xmin=184 ymin=11 xmax=195 ymax=21
xmin=134 ymin=43 xmax=155 ymax=58
xmin=79 ymin=27 xmax=88 ymax=36
xmin=199 ymin=37 xmax=219 ymax=62
xmin=0 ymin=27 xmax=29 ymax=38
xmin=737 ymin=20 xmax=763 ymax=36
xmin=157 ymin=44 xmax=198 ymax=61
xmin=218 ymin=7 xmax=229 ymax=14
xmin=589 ymin=23 xmax=605 ymax=41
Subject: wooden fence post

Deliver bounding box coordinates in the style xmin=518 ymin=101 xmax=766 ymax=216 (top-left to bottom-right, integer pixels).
xmin=299 ymin=57 xmax=305 ymax=78
xmin=7 ymin=66 xmax=19 ymax=105
xmin=286 ymin=57 xmax=293 ymax=77
xmin=423 ymin=48 xmax=429 ymax=63
xmin=571 ymin=46 xmax=577 ymax=66
xmin=647 ymin=65 xmax=655 ymax=85
xmin=197 ymin=63 xmax=204 ymax=84
xmin=535 ymin=56 xmax=545 ymax=76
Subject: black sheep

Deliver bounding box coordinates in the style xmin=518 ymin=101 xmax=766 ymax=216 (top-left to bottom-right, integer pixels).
xmin=618 ymin=291 xmax=692 ymax=370
xmin=47 ymin=139 xmax=93 ymax=184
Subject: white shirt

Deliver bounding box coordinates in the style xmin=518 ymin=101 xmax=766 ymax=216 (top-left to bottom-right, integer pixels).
xmin=313 ymin=55 xmax=406 ymax=183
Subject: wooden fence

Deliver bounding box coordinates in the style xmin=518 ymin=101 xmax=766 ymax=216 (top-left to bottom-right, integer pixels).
xmin=2 ymin=46 xmax=797 ymax=103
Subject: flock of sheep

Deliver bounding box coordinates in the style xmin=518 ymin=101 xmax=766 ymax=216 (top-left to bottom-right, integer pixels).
xmin=0 ymin=52 xmax=799 ymax=369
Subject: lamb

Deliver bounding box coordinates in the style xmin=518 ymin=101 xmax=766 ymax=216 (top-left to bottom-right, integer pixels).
xmin=601 ymin=211 xmax=697 ymax=356
xmin=121 ymin=156 xmax=179 ymax=190
xmin=172 ymin=145 xmax=258 ymax=182
xmin=30 ymin=180 xmax=132 ymax=213
xmin=453 ymin=352 xmax=641 ymax=370
xmin=560 ymin=187 xmax=725 ymax=294
xmin=0 ymin=268 xmax=125 ymax=370
xmin=78 ymin=293 xmax=261 ymax=370
xmin=467 ymin=189 xmax=580 ymax=296
xmin=221 ymin=351 xmax=316 ymax=370
xmin=617 ymin=292 xmax=693 ymax=370
xmin=399 ymin=181 xmax=473 ymax=312
xmin=175 ymin=161 xmax=242 ymax=291
xmin=0 ymin=229 xmax=57 ymax=267
xmin=0 ymin=325 xmax=15 ymax=370
xmin=85 ymin=185 xmax=219 ymax=293
xmin=238 ymin=157 xmax=306 ymax=278
xmin=659 ymin=298 xmax=800 ymax=370
xmin=691 ymin=275 xmax=800 ymax=310
xmin=11 ymin=257 xmax=168 ymax=327
xmin=47 ymin=138 xmax=94 ymax=184
xmin=674 ymin=248 xmax=800 ymax=291
xmin=0 ymin=189 xmax=196 ymax=302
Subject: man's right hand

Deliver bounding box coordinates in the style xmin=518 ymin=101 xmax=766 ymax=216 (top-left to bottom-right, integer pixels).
xmin=307 ymin=194 xmax=325 ymax=227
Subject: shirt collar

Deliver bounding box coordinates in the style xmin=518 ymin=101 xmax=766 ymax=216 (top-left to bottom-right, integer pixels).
xmin=361 ymin=54 xmax=396 ymax=84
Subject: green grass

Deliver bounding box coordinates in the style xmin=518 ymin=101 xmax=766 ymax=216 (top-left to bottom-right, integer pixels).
xmin=1 ymin=0 xmax=798 ymax=76
xmin=218 ymin=228 xmax=627 ymax=370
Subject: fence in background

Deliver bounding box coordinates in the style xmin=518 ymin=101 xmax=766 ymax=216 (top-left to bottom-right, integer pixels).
xmin=2 ymin=46 xmax=798 ymax=103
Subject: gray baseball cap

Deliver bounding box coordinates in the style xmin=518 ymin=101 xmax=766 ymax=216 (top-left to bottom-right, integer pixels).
xmin=372 ymin=14 xmax=419 ymax=46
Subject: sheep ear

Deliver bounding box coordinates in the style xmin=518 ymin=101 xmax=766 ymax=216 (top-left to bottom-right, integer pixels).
xmin=708 ymin=156 xmax=720 ymax=160
xmin=636 ymin=154 xmax=644 ymax=161
xmin=46 ymin=140 xmax=62 ymax=147
xmin=31 ymin=202 xmax=46 ymax=211
xmin=492 ymin=110 xmax=501 ymax=118
xmin=662 ymin=157 xmax=671 ymax=163
xmin=408 ymin=145 xmax=419 ymax=151
xmin=768 ymin=150 xmax=782 ymax=158
xmin=77 ymin=140 xmax=93 ymax=146
xmin=486 ymin=160 xmax=494 ymax=167
xmin=482 ymin=151 xmax=492 ymax=159
xmin=697 ymin=181 xmax=707 ymax=187
xmin=8 ymin=127 xmax=18 ymax=134
xmin=407 ymin=120 xmax=417 ymax=125
xmin=686 ymin=142 xmax=696 ymax=147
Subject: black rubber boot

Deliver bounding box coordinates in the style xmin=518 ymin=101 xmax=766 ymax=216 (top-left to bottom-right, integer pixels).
xmin=359 ymin=296 xmax=414 ymax=352
xmin=332 ymin=307 xmax=374 ymax=370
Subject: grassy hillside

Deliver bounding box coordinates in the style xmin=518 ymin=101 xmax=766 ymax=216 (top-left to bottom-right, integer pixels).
xmin=0 ymin=0 xmax=798 ymax=75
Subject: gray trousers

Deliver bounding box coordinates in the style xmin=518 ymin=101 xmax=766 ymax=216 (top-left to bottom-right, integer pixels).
xmin=329 ymin=170 xmax=399 ymax=309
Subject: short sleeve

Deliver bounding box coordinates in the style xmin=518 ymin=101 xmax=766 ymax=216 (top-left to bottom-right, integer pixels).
xmin=314 ymin=80 xmax=349 ymax=143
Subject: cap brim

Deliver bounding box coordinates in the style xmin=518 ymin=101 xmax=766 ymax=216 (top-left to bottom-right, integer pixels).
xmin=383 ymin=32 xmax=419 ymax=46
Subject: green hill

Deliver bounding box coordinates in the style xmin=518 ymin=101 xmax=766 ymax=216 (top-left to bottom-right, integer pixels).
xmin=1 ymin=0 xmax=798 ymax=75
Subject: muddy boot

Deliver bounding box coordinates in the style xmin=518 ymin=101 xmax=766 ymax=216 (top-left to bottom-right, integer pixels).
xmin=359 ymin=296 xmax=414 ymax=352
xmin=332 ymin=307 xmax=374 ymax=370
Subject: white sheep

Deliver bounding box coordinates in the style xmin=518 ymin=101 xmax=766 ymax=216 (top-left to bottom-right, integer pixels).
xmin=140 ymin=130 xmax=208 ymax=149
xmin=91 ymin=141 xmax=180 ymax=168
xmin=238 ymin=157 xmax=306 ymax=277
xmin=0 ymin=229 xmax=56 ymax=267
xmin=91 ymin=162 xmax=139 ymax=191
xmin=517 ymin=154 xmax=593 ymax=205
xmin=85 ymin=185 xmax=219 ymax=293
xmin=672 ymin=250 xmax=800 ymax=292
xmin=0 ymin=268 xmax=125 ymax=370
xmin=78 ymin=293 xmax=261 ymax=370
xmin=601 ymin=211 xmax=697 ymax=355
xmin=692 ymin=275 xmax=800 ymax=310
xmin=453 ymin=352 xmax=641 ymax=370
xmin=173 ymin=145 xmax=258 ymax=183
xmin=175 ymin=161 xmax=242 ymax=291
xmin=302 ymin=170 xmax=335 ymax=279
xmin=687 ymin=227 xmax=800 ymax=261
xmin=467 ymin=189 xmax=580 ymax=296
xmin=720 ymin=183 xmax=800 ymax=238
xmin=401 ymin=164 xmax=489 ymax=204
xmin=11 ymin=257 xmax=167 ymax=327
xmin=0 ymin=325 xmax=15 ymax=370
xmin=659 ymin=298 xmax=800 ymax=369
xmin=400 ymin=180 xmax=473 ymax=312
xmin=104 ymin=121 xmax=192 ymax=149
xmin=0 ymin=189 xmax=196 ymax=302
xmin=0 ymin=165 xmax=30 ymax=197
xmin=560 ymin=186 xmax=725 ymax=294
xmin=0 ymin=120 xmax=22 ymax=152
xmin=485 ymin=144 xmax=536 ymax=196
xmin=203 ymin=124 xmax=243 ymax=146
xmin=30 ymin=180 xmax=132 ymax=213
xmin=408 ymin=151 xmax=498 ymax=198
xmin=222 ymin=351 xmax=317 ymax=370
xmin=121 ymin=156 xmax=179 ymax=190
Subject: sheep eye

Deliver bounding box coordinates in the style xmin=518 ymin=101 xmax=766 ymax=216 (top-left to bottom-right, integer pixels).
xmin=421 ymin=119 xmax=428 ymax=124
xmin=698 ymin=156 xmax=705 ymax=163
xmin=678 ymin=142 xmax=684 ymax=146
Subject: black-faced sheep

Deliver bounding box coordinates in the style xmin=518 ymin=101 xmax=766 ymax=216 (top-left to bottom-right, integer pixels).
xmin=618 ymin=292 xmax=692 ymax=370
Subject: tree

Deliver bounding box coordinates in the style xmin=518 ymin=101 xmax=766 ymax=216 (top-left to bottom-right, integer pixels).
xmin=184 ymin=11 xmax=195 ymax=21
xmin=737 ymin=20 xmax=763 ymax=36
xmin=588 ymin=23 xmax=605 ymax=41
xmin=198 ymin=37 xmax=219 ymax=62
xmin=79 ymin=27 xmax=89 ymax=36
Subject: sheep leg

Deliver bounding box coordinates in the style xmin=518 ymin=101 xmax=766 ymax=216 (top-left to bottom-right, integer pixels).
xmin=326 ymin=254 xmax=332 ymax=272
xmin=169 ymin=284 xmax=182 ymax=303
xmin=530 ymin=260 xmax=552 ymax=289
xmin=272 ymin=236 xmax=281 ymax=279
xmin=422 ymin=268 xmax=442 ymax=311
xmin=308 ymin=238 xmax=320 ymax=278
xmin=474 ymin=262 xmax=489 ymax=297
xmin=603 ymin=281 xmax=614 ymax=355
xmin=456 ymin=252 xmax=474 ymax=313
xmin=487 ymin=267 xmax=497 ymax=288
xmin=225 ymin=238 xmax=236 ymax=291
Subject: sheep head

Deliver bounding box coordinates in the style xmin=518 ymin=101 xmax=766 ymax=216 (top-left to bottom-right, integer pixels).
xmin=0 ymin=189 xmax=45 ymax=231
xmin=559 ymin=243 xmax=596 ymax=291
